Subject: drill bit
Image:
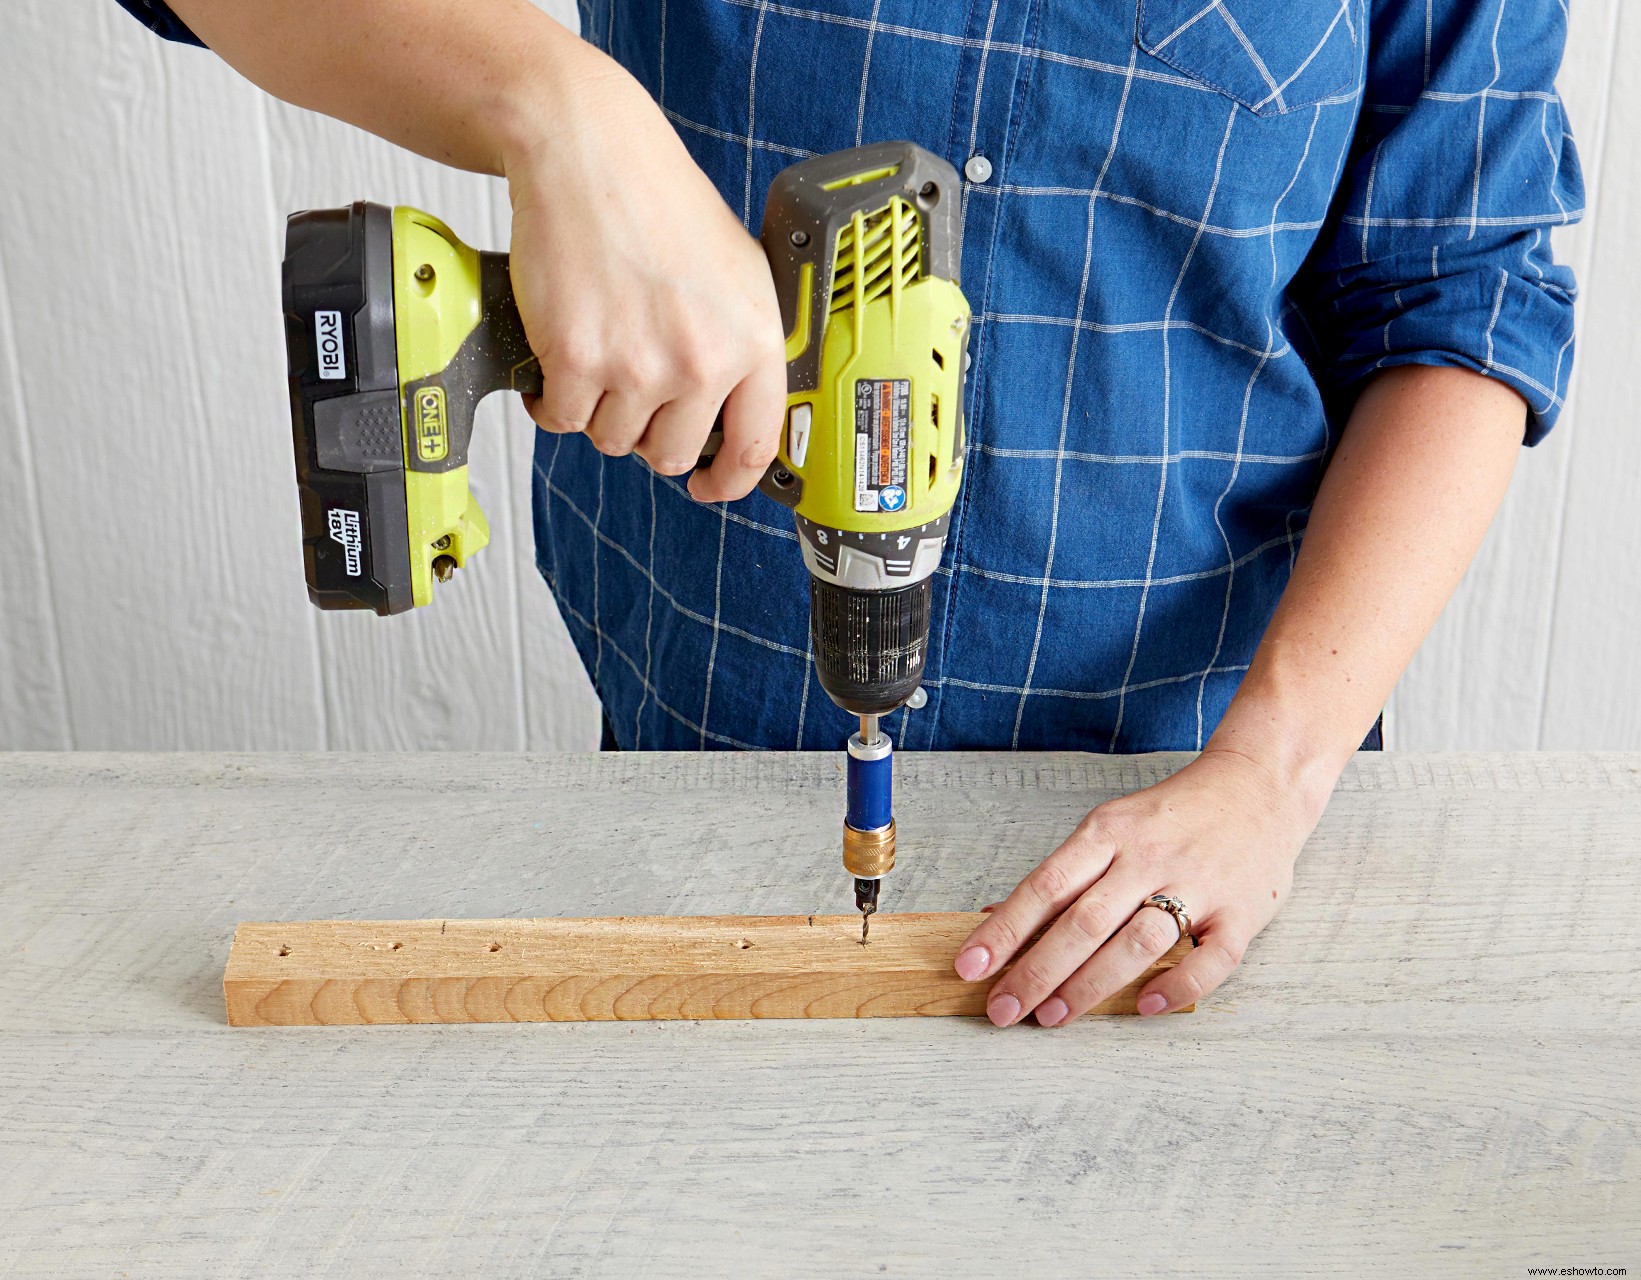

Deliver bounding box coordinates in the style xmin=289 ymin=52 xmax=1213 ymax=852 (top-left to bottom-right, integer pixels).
xmin=844 ymin=713 xmax=893 ymax=942
xmin=855 ymin=713 xmax=883 ymax=942
xmin=856 ymin=876 xmax=880 ymax=943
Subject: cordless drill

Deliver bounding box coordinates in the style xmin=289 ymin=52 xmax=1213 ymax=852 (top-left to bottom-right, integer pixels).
xmin=280 ymin=142 xmax=972 ymax=934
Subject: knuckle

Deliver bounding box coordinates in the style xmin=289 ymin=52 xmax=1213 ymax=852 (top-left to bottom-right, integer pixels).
xmin=702 ymin=470 xmax=754 ymax=500
xmin=536 ymin=407 xmax=588 ymax=435
xmin=980 ymin=916 xmax=1024 ymax=957
xmin=672 ymin=336 xmax=725 ymax=389
xmin=1009 ymin=959 xmax=1054 ymax=996
xmin=1216 ymin=932 xmax=1249 ymax=966
xmin=1025 ymin=860 xmax=1073 ymax=906
xmin=588 ymin=429 xmax=635 ymax=457
xmin=736 ymin=435 xmax=779 ymax=471
xmin=652 ymin=454 xmax=696 ymax=477
xmin=1172 ymin=965 xmax=1210 ymax=1005
xmin=1084 ymin=800 xmax=1126 ymax=832
xmin=545 ymin=336 xmax=601 ymax=383
xmin=1078 ymin=803 xmax=1116 ymax=832
xmin=1128 ymin=909 xmax=1178 ymax=957
xmin=1068 ymin=815 xmax=1120 ymax=861
xmin=1060 ymin=975 xmax=1109 ymax=1015
xmin=746 ymin=299 xmax=785 ymax=350
xmin=1061 ymin=896 xmax=1113 ymax=943
xmin=627 ymin=343 xmax=675 ymax=392
xmin=1097 ymin=819 xmax=1140 ymax=857
xmin=687 ymin=472 xmax=726 ymax=503
xmin=611 ymin=357 xmax=654 ymax=394
xmin=750 ymin=330 xmax=785 ymax=370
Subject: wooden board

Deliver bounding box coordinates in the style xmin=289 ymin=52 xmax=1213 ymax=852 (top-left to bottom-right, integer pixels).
xmin=225 ymin=913 xmax=1193 ymax=1025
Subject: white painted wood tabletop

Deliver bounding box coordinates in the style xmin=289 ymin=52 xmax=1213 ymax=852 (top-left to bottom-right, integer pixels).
xmin=1 ymin=752 xmax=1636 ymax=1278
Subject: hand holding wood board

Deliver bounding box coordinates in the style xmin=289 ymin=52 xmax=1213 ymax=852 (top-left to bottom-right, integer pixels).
xmin=224 ymin=914 xmax=1194 ymax=1026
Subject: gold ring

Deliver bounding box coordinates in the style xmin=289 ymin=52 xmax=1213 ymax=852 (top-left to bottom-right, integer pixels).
xmin=1142 ymin=893 xmax=1197 ymax=947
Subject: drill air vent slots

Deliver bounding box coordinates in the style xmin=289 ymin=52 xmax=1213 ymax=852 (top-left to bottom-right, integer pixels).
xmin=830 ymin=198 xmax=922 ymax=314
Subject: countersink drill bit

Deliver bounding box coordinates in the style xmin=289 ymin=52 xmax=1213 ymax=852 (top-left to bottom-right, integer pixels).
xmin=856 ymin=876 xmax=879 ymax=943
xmin=845 ymin=713 xmax=893 ymax=943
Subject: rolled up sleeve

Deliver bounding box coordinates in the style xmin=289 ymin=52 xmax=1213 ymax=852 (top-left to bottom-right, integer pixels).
xmin=1297 ymin=0 xmax=1584 ymax=444
xmin=113 ymin=0 xmax=204 ymax=47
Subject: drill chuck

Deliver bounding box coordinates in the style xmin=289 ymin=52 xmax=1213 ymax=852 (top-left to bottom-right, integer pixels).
xmin=811 ymin=577 xmax=932 ymax=717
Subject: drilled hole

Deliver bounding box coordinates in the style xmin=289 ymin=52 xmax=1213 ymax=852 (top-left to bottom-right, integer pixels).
xmin=277 ymin=945 xmax=290 ymax=957
xmin=488 ymin=942 xmax=502 ymax=952
xmin=733 ymin=939 xmax=752 ymax=950
xmin=391 ymin=941 xmax=403 ymax=951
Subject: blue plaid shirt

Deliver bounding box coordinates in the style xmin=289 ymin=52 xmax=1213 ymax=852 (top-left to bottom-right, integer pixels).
xmin=132 ymin=0 xmax=1582 ymax=753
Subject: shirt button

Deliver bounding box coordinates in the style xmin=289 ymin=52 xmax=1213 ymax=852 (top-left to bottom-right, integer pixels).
xmin=964 ymin=154 xmax=993 ymax=184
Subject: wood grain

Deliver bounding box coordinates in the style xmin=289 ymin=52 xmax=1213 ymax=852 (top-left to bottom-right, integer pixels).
xmin=3 ymin=751 xmax=1639 ymax=1276
xmin=224 ymin=913 xmax=1193 ymax=1025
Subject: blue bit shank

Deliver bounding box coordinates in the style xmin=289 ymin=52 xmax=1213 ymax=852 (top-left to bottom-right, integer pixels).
xmin=845 ymin=738 xmax=893 ymax=833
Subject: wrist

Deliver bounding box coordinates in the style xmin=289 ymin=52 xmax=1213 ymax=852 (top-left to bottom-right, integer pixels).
xmin=488 ymin=28 xmax=633 ymax=181
xmin=1202 ymin=678 xmax=1356 ymax=825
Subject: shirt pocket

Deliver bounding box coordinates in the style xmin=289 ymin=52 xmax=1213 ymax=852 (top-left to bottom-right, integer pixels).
xmin=1135 ymin=0 xmax=1363 ymax=116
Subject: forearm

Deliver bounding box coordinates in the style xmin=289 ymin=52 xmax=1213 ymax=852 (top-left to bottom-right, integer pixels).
xmin=1209 ymin=365 xmax=1526 ymax=811
xmin=166 ymin=0 xmax=608 ymax=174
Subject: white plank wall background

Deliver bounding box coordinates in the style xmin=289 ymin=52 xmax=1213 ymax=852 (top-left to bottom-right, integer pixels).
xmin=0 ymin=0 xmax=1633 ymax=754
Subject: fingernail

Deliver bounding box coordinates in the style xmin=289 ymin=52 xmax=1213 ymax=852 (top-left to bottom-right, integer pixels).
xmin=954 ymin=946 xmax=991 ymax=981
xmin=1137 ymin=992 xmax=1168 ymax=1016
xmin=1036 ymin=997 xmax=1069 ymax=1028
xmin=986 ymin=992 xmax=1021 ymax=1027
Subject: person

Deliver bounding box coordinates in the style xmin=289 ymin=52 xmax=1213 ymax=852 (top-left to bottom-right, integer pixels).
xmin=118 ymin=0 xmax=1581 ymax=1028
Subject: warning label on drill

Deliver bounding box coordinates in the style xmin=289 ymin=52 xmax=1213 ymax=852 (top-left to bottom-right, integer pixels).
xmin=853 ymin=378 xmax=910 ymax=513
